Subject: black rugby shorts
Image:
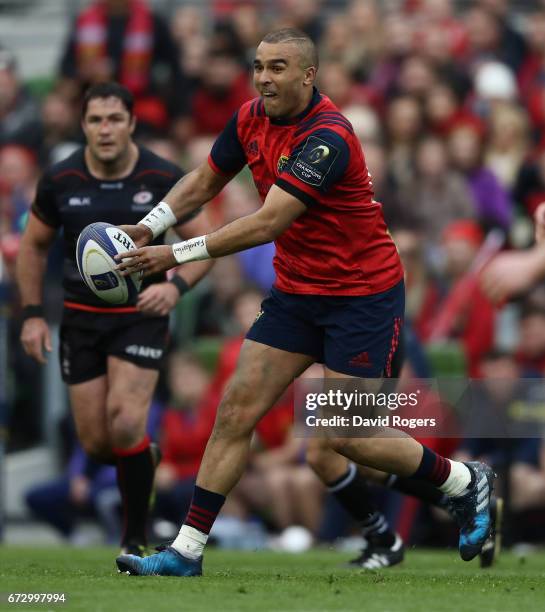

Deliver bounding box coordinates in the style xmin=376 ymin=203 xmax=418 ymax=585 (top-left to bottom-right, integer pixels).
xmin=59 ymin=307 xmax=169 ymax=384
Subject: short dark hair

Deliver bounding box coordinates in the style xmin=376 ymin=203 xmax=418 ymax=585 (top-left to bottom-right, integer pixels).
xmin=81 ymin=82 xmax=134 ymax=118
xmin=261 ymin=28 xmax=318 ymax=70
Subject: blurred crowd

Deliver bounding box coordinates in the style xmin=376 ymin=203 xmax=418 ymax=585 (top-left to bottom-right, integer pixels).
xmin=4 ymin=0 xmax=545 ymax=548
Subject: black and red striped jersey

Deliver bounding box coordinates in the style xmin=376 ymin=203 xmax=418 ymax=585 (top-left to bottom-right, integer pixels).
xmin=208 ymin=87 xmax=403 ymax=296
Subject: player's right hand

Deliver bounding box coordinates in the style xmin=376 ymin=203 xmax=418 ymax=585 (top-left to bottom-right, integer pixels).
xmin=117 ymin=224 xmax=153 ymax=248
xmin=20 ymin=317 xmax=52 ymax=364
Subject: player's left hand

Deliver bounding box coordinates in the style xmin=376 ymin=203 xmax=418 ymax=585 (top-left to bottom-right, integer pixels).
xmin=137 ymin=282 xmax=180 ymax=316
xmin=115 ymin=245 xmax=176 ymax=277
xmin=481 ymin=249 xmax=543 ymax=303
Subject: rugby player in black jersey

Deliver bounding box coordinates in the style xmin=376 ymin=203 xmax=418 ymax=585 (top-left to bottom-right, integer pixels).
xmin=16 ymin=83 xmax=213 ymax=556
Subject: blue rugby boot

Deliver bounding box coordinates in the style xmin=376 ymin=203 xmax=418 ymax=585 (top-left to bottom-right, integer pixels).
xmin=116 ymin=546 xmax=202 ymax=576
xmin=448 ymin=462 xmax=495 ymax=561
xmin=480 ymin=496 xmax=503 ymax=568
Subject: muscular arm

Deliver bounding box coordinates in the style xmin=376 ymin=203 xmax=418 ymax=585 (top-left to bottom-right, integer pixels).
xmin=16 ymin=213 xmax=57 ymax=306
xmin=117 ymin=185 xmax=307 ymax=276
xmin=205 ymin=185 xmax=306 ymax=257
xmin=16 ymin=213 xmax=57 ymax=363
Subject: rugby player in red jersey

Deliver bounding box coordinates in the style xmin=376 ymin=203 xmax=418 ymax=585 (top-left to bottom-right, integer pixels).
xmin=115 ymin=29 xmax=495 ymax=576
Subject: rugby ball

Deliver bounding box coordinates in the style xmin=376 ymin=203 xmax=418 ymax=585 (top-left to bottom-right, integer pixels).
xmin=76 ymin=222 xmax=142 ymax=304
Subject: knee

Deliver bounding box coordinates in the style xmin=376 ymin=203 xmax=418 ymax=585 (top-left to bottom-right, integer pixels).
xmin=107 ymin=398 xmax=145 ymax=445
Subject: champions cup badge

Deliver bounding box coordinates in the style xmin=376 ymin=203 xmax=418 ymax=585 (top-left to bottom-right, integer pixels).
xmin=277 ymin=154 xmax=289 ymax=174
xmin=308 ymin=145 xmax=330 ymax=163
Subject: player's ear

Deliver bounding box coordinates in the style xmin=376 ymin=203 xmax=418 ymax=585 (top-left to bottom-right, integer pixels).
xmin=129 ymin=114 xmax=137 ymax=135
xmin=303 ymin=66 xmax=316 ymax=87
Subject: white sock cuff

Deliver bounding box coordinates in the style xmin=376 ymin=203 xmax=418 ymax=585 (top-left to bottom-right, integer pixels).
xmin=438 ymin=460 xmax=472 ymax=497
xmin=172 ymin=524 xmax=208 ymax=560
xmin=327 ymin=462 xmax=357 ymax=493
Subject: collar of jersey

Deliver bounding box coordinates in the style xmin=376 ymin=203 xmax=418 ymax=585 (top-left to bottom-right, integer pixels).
xmin=268 ymin=87 xmax=322 ymax=126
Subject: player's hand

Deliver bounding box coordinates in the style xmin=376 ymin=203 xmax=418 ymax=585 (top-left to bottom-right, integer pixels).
xmin=115 ymin=245 xmax=177 ymax=277
xmin=117 ymin=224 xmax=153 ymax=248
xmin=69 ymin=476 xmax=90 ymax=506
xmin=137 ymin=282 xmax=180 ymax=316
xmin=20 ymin=317 xmax=52 ymax=364
xmin=481 ymin=249 xmax=543 ymax=303
xmin=154 ymin=464 xmax=177 ymax=491
xmin=535 ymin=203 xmax=545 ymax=244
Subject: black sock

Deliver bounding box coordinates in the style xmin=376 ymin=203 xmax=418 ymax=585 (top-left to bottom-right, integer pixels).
xmin=115 ymin=436 xmax=155 ymax=547
xmin=185 ymin=485 xmax=226 ymax=534
xmin=327 ymin=463 xmax=395 ymax=546
xmin=386 ymin=474 xmax=448 ymax=507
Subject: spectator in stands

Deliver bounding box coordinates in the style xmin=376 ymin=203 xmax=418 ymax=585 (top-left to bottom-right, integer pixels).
xmin=170 ymin=4 xmax=207 ymax=71
xmin=448 ymin=123 xmax=513 ymax=231
xmin=344 ymin=0 xmax=384 ymax=81
xmin=396 ymin=54 xmax=438 ymax=103
xmin=464 ymin=5 xmax=525 ymax=73
xmin=190 ymin=24 xmax=253 ymax=136
xmin=58 ymin=0 xmax=187 ymax=135
xmin=401 ymin=135 xmax=475 ymax=242
xmin=0 ymin=47 xmax=41 ymax=150
xmin=318 ymin=61 xmax=361 ymax=110
xmin=417 ymin=21 xmax=472 ymax=100
xmin=38 ymin=93 xmax=80 ymax=166
xmin=25 ymin=441 xmax=119 ymax=545
xmin=367 ymin=12 xmax=414 ymax=103
xmin=385 ymin=95 xmax=423 ymax=195
xmin=413 ymin=0 xmax=467 ymax=59
xmin=477 ymin=0 xmax=527 ymax=72
xmin=0 ymin=144 xmax=38 ymax=243
xmin=231 ymin=3 xmax=266 ymax=62
xmin=424 ymin=82 xmax=478 ymax=137
xmin=274 ymin=0 xmax=323 ymax=43
xmin=485 ymin=103 xmax=529 ymax=190
xmin=362 ymin=141 xmax=405 ymax=229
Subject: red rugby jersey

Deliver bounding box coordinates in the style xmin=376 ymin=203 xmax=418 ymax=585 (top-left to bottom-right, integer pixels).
xmin=208 ymin=88 xmax=403 ymax=296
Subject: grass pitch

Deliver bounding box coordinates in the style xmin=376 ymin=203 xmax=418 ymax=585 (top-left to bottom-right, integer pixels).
xmin=1 ymin=547 xmax=544 ymax=612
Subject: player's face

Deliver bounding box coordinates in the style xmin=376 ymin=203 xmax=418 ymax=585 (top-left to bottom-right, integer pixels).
xmin=82 ymin=97 xmax=135 ymax=164
xmin=253 ymin=42 xmax=314 ymax=119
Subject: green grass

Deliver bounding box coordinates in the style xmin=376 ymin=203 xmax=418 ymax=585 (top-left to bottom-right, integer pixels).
xmin=1 ymin=547 xmax=544 ymax=611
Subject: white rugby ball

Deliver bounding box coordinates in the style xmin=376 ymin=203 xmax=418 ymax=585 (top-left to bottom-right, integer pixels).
xmin=76 ymin=222 xmax=142 ymax=304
